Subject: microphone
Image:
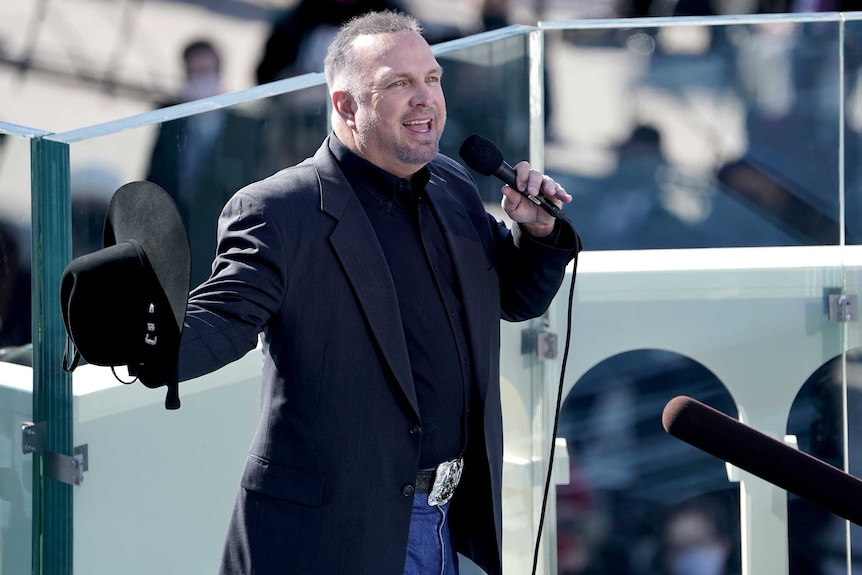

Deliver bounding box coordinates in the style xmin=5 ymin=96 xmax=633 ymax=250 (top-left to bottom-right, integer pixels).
xmin=662 ymin=395 xmax=862 ymax=525
xmin=459 ymin=134 xmax=567 ymax=220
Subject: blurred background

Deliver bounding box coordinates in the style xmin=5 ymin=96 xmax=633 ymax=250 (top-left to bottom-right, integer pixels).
xmin=0 ymin=0 xmax=792 ymax=132
xmin=0 ymin=0 xmax=603 ymax=133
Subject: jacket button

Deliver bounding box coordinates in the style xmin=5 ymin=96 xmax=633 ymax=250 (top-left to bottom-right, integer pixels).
xmin=401 ymin=484 xmax=415 ymax=497
xmin=409 ymin=425 xmax=422 ymax=436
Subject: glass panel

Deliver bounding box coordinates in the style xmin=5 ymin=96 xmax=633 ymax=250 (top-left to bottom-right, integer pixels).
xmin=785 ymin=13 xmax=862 ymax=575
xmin=435 ymin=29 xmax=532 ymax=205
xmin=846 ymin=15 xmax=862 ymax=247
xmin=54 ymin=79 xmax=330 ymax=574
xmin=553 ymin=245 xmax=846 ymax=574
xmin=544 ymin=15 xmax=842 ymax=250
xmin=63 ymin=81 xmax=328 ymax=288
xmin=544 ymin=13 xmax=847 ymax=575
xmin=840 ymin=13 xmax=862 ymax=575
xmin=0 ymin=124 xmax=38 ymax=575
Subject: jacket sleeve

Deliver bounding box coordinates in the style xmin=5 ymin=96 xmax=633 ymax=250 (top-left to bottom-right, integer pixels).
xmin=494 ymin=214 xmax=581 ymax=323
xmin=176 ymin=182 xmax=289 ymax=381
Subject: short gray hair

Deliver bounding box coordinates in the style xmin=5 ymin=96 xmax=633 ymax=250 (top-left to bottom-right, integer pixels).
xmin=324 ymin=10 xmax=424 ymax=95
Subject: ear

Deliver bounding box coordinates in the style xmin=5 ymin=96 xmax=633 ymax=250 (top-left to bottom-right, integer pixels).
xmin=332 ymin=90 xmax=358 ymax=128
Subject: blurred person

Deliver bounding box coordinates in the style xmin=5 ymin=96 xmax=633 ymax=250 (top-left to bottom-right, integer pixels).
xmin=659 ymin=495 xmax=736 ymax=575
xmin=146 ymin=39 xmax=266 ymax=286
xmin=0 ymin=219 xmax=29 ymax=351
xmin=620 ymin=0 xmax=718 ymax=17
xmin=255 ymin=0 xmax=412 ymax=85
xmin=176 ymin=39 xmax=224 ymax=105
xmin=478 ymin=0 xmax=510 ymax=31
xmin=564 ymin=124 xmax=705 ymax=250
xmin=149 ymin=38 xmax=225 ymax=110
xmin=254 ymin=0 xmax=463 ymax=86
xmin=172 ymin=10 xmax=580 ymax=575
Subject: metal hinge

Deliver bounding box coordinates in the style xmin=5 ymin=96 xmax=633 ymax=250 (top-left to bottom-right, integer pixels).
xmin=21 ymin=421 xmax=86 ymax=486
xmin=521 ymin=328 xmax=558 ymax=360
xmin=827 ymin=293 xmax=858 ymax=322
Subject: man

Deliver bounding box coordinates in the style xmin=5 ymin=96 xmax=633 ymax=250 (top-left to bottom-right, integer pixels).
xmin=177 ymin=10 xmax=580 ymax=575
xmin=146 ymin=39 xmax=266 ymax=286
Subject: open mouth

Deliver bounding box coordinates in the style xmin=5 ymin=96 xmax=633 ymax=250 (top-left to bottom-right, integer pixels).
xmin=403 ymin=119 xmax=432 ymax=133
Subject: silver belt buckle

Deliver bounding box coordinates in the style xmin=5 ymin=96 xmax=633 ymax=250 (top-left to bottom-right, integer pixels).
xmin=428 ymin=456 xmax=463 ymax=506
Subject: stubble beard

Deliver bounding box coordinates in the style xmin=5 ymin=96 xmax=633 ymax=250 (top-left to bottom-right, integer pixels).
xmin=356 ymin=111 xmax=443 ymax=170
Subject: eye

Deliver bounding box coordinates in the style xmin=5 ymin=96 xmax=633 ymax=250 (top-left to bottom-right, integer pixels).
xmin=427 ymin=76 xmax=440 ymax=85
xmin=390 ymin=79 xmax=406 ymax=88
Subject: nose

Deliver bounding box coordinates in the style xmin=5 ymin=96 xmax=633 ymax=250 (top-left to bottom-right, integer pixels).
xmin=410 ymin=82 xmax=433 ymax=106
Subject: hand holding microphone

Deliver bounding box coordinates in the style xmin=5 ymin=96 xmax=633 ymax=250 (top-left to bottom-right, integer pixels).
xmin=459 ymin=134 xmax=571 ymax=230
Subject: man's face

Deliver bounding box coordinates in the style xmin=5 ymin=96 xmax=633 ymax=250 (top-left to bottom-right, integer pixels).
xmin=349 ymin=30 xmax=446 ymax=178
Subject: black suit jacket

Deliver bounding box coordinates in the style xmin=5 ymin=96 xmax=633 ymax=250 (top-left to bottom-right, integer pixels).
xmin=178 ymin=136 xmax=579 ymax=574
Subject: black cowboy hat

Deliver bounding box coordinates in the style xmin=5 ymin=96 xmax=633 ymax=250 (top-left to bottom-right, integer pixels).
xmin=60 ymin=181 xmax=191 ymax=409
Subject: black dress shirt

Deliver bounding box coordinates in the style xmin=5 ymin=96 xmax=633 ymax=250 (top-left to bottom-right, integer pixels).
xmin=330 ymin=136 xmax=470 ymax=468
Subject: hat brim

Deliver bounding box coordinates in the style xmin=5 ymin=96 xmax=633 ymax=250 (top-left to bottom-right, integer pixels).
xmin=103 ymin=181 xmax=191 ymax=333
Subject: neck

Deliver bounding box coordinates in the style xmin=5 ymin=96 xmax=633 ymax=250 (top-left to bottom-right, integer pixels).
xmin=331 ymin=128 xmax=421 ymax=180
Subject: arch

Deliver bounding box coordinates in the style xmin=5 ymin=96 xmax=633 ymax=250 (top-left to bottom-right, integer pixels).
xmin=555 ymin=348 xmax=741 ymax=575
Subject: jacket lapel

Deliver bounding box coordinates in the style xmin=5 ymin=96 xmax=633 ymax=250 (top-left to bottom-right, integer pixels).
xmin=423 ymin=171 xmax=494 ymax=407
xmin=313 ymin=140 xmax=419 ymax=418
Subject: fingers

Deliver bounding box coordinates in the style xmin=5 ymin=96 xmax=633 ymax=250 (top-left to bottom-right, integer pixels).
xmin=510 ymin=161 xmax=571 ymax=204
xmin=501 ymin=182 xmax=554 ymax=227
xmin=500 ymin=186 xmax=556 ymax=236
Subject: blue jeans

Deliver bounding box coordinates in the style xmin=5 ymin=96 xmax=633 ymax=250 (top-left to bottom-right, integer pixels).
xmin=404 ymin=492 xmax=459 ymax=575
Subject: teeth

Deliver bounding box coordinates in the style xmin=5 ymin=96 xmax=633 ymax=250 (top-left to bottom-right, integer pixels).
xmin=404 ymin=120 xmax=428 ymax=125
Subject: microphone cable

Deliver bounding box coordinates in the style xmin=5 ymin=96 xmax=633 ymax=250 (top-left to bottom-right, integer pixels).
xmin=458 ymin=133 xmax=579 ymax=572
xmin=531 ymin=250 xmax=578 ymax=575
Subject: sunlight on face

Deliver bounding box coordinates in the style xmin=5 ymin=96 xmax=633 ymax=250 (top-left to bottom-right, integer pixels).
xmin=350 ymin=30 xmax=447 ymax=178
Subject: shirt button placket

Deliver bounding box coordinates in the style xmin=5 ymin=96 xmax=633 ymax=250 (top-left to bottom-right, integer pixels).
xmin=404 ymin=425 xmax=421 ymax=496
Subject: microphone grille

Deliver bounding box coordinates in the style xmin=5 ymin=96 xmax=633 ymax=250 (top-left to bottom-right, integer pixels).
xmin=661 ymin=395 xmax=699 ymax=436
xmin=459 ymin=134 xmax=504 ymax=176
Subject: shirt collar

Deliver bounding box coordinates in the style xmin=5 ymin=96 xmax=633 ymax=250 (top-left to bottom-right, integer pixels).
xmin=329 ymin=134 xmax=431 ymax=201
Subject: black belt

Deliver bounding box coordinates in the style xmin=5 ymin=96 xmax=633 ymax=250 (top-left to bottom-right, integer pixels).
xmin=415 ymin=469 xmax=436 ymax=494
